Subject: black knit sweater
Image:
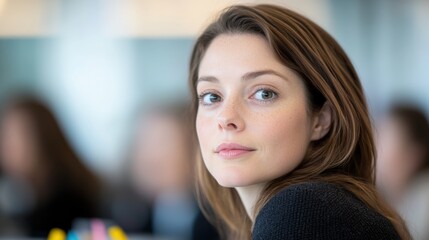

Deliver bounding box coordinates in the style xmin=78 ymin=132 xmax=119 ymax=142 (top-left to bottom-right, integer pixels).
xmin=253 ymin=182 xmax=400 ymax=240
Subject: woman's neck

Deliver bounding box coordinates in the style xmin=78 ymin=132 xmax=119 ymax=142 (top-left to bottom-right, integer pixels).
xmin=235 ymin=183 xmax=266 ymax=221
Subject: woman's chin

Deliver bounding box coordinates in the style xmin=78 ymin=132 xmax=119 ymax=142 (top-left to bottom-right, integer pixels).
xmin=212 ymin=171 xmax=257 ymax=188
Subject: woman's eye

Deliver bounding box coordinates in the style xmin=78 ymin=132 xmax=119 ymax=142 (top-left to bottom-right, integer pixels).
xmin=199 ymin=92 xmax=222 ymax=105
xmin=253 ymin=89 xmax=277 ymax=101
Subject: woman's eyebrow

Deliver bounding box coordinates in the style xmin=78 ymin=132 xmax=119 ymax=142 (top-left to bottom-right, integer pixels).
xmin=197 ymin=69 xmax=289 ymax=84
xmin=242 ymin=69 xmax=289 ymax=82
xmin=197 ymin=76 xmax=218 ymax=83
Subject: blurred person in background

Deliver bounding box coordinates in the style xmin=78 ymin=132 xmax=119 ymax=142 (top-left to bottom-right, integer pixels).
xmin=0 ymin=95 xmax=102 ymax=237
xmin=376 ymin=103 xmax=429 ymax=240
xmin=109 ymin=101 xmax=218 ymax=240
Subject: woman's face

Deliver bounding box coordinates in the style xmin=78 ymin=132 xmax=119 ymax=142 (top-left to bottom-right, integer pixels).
xmin=131 ymin=114 xmax=191 ymax=196
xmin=0 ymin=111 xmax=37 ymax=180
xmin=376 ymin=116 xmax=419 ymax=197
xmin=196 ymin=34 xmax=317 ymax=188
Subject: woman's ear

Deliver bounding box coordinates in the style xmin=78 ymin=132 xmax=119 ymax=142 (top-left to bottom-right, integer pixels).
xmin=310 ymin=102 xmax=333 ymax=141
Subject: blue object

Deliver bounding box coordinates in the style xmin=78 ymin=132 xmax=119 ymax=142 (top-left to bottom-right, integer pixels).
xmin=66 ymin=230 xmax=79 ymax=240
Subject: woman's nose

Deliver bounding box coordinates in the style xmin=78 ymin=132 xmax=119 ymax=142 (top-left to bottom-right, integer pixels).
xmin=217 ymin=99 xmax=245 ymax=132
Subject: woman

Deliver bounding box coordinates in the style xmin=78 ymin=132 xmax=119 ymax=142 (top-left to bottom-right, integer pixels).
xmin=0 ymin=95 xmax=101 ymax=237
xmin=188 ymin=4 xmax=410 ymax=239
xmin=377 ymin=104 xmax=429 ymax=239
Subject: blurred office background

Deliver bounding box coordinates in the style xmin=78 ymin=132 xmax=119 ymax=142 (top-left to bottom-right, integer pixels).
xmin=0 ymin=0 xmax=428 ymax=238
xmin=1 ymin=0 xmax=428 ymax=178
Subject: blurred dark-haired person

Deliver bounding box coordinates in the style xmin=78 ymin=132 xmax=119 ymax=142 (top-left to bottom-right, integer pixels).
xmin=0 ymin=96 xmax=101 ymax=237
xmin=377 ymin=104 xmax=429 ymax=240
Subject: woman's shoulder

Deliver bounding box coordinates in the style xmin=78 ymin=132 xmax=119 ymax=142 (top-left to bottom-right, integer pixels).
xmin=253 ymin=181 xmax=400 ymax=240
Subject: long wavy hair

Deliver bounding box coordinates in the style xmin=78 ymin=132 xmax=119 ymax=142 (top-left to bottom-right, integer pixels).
xmin=0 ymin=95 xmax=100 ymax=208
xmin=188 ymin=4 xmax=410 ymax=239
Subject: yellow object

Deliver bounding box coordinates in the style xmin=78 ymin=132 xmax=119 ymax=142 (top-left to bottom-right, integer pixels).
xmin=47 ymin=228 xmax=66 ymax=240
xmin=108 ymin=226 xmax=128 ymax=240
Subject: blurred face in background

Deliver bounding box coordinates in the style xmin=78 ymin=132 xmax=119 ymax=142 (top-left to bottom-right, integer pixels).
xmin=0 ymin=111 xmax=38 ymax=181
xmin=131 ymin=113 xmax=191 ymax=197
xmin=376 ymin=116 xmax=422 ymax=200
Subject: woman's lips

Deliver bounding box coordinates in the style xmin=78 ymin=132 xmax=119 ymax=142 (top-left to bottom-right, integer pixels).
xmin=215 ymin=143 xmax=256 ymax=159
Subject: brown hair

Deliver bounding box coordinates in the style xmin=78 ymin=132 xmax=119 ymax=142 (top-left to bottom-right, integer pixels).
xmin=0 ymin=95 xmax=100 ymax=207
xmin=188 ymin=4 xmax=410 ymax=239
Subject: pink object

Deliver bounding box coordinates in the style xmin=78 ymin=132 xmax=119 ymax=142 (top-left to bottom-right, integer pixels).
xmin=91 ymin=219 xmax=107 ymax=240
